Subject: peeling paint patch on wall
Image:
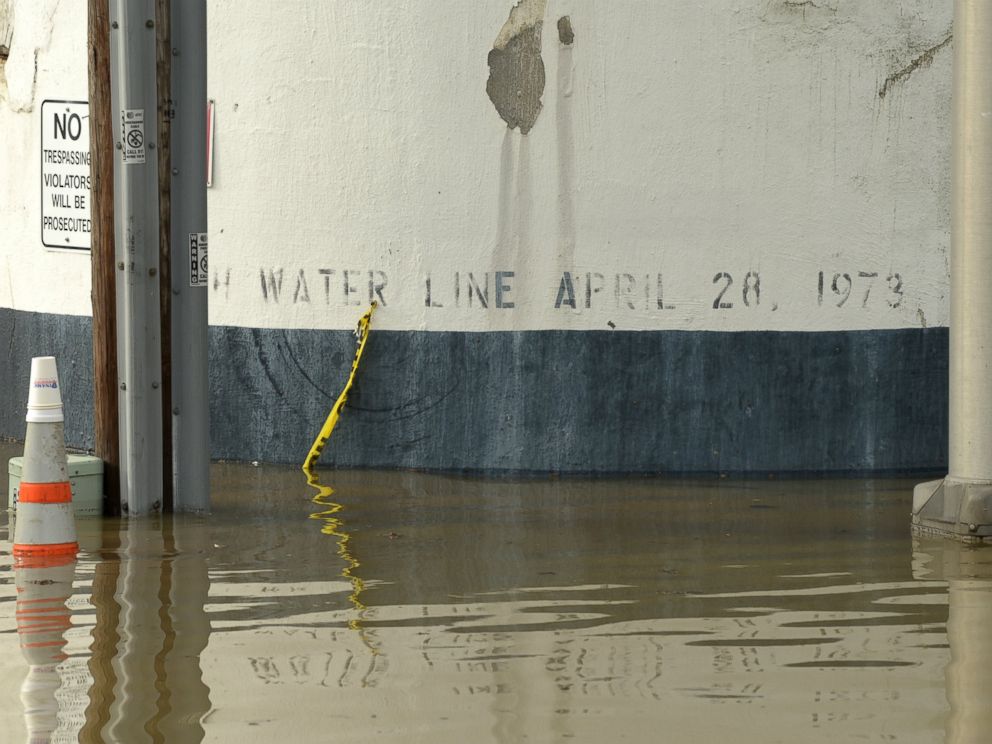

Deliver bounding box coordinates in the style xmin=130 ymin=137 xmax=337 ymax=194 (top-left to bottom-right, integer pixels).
xmin=486 ymin=0 xmax=548 ymax=135
xmin=0 ymin=1 xmax=11 ymax=61
xmin=0 ymin=0 xmax=11 ymax=100
xmin=557 ymin=16 xmax=574 ymax=46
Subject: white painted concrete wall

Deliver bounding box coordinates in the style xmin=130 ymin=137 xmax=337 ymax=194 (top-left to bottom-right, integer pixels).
xmin=0 ymin=0 xmax=90 ymax=315
xmin=0 ymin=0 xmax=953 ymax=332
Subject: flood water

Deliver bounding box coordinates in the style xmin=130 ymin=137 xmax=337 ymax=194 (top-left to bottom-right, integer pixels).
xmin=1 ymin=445 xmax=990 ymax=743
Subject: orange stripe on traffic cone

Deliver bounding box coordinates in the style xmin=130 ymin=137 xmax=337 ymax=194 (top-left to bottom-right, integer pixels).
xmin=17 ymin=482 xmax=72 ymax=504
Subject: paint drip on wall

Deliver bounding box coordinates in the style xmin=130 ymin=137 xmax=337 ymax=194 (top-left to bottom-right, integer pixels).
xmin=486 ymin=0 xmax=548 ymax=135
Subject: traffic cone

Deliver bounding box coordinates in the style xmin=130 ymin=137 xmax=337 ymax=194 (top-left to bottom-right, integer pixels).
xmin=13 ymin=357 xmax=78 ymax=562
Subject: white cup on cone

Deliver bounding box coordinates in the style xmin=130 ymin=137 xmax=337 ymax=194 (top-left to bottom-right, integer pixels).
xmin=26 ymin=357 xmax=64 ymax=424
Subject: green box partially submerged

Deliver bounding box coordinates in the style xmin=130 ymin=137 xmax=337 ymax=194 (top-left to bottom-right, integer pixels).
xmin=7 ymin=454 xmax=103 ymax=516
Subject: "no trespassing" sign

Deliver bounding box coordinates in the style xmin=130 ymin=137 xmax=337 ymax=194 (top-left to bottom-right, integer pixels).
xmin=41 ymin=100 xmax=91 ymax=251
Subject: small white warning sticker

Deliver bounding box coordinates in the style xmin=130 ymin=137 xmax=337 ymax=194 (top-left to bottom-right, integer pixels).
xmin=190 ymin=232 xmax=208 ymax=287
xmin=121 ymin=108 xmax=145 ymax=164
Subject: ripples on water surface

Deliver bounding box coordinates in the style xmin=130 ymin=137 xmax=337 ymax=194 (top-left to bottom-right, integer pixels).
xmin=1 ymin=454 xmax=990 ymax=743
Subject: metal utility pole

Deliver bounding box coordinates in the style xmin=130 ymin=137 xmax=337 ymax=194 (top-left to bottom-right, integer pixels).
xmin=109 ymin=0 xmax=164 ymax=516
xmin=87 ymin=0 xmax=121 ymax=516
xmin=169 ymin=0 xmax=210 ymax=512
xmin=914 ymin=0 xmax=992 ymax=541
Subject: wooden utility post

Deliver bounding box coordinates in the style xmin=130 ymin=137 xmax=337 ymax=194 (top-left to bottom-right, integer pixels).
xmin=87 ymin=0 xmax=119 ymax=516
xmin=156 ymin=0 xmax=174 ymax=513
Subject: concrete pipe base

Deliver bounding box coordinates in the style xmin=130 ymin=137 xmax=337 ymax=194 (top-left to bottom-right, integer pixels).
xmin=913 ymin=478 xmax=992 ymax=544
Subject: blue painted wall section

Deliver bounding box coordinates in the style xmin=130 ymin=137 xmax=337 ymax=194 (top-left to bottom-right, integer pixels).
xmin=0 ymin=308 xmax=948 ymax=474
xmin=0 ymin=309 xmax=94 ymax=449
xmin=213 ymin=325 xmax=947 ymax=474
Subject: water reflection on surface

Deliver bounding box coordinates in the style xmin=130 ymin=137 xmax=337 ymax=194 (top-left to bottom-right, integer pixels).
xmin=913 ymin=540 xmax=992 ymax=744
xmin=1 ymin=515 xmax=212 ymax=744
xmin=0 ymin=454 xmax=988 ymax=742
xmin=15 ymin=554 xmax=77 ymax=742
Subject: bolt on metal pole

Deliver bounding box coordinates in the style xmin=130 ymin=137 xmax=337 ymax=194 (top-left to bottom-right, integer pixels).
xmin=169 ymin=0 xmax=210 ymax=512
xmin=109 ymin=0 xmax=164 ymax=516
xmin=914 ymin=0 xmax=992 ymax=541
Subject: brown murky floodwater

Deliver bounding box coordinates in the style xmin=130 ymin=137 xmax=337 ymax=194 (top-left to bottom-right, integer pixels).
xmin=1 ymin=442 xmax=991 ymax=744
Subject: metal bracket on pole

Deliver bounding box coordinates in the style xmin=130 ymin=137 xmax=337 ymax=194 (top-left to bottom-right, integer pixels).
xmin=913 ymin=0 xmax=992 ymax=543
xmin=109 ymin=0 xmax=164 ymax=516
xmin=169 ymin=0 xmax=210 ymax=512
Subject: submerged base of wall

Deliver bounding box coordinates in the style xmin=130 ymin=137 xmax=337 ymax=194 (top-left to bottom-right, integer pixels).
xmin=0 ymin=308 xmax=948 ymax=474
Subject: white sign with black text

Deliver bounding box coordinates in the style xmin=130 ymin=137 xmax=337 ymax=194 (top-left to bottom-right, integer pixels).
xmin=41 ymin=100 xmax=91 ymax=250
xmin=121 ymin=108 xmax=145 ymax=165
xmin=190 ymin=232 xmax=208 ymax=287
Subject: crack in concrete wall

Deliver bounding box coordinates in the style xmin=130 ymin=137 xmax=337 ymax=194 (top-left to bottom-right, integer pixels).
xmin=879 ymin=32 xmax=952 ymax=100
xmin=486 ymin=0 xmax=548 ymax=135
xmin=782 ymin=0 xmax=838 ymax=15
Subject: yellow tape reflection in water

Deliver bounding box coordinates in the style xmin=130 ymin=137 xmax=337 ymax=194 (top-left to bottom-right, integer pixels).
xmin=303 ymin=303 xmax=377 ymax=643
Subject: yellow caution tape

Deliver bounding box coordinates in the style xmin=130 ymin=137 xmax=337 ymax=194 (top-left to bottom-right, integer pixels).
xmin=303 ymin=303 xmax=378 ymax=647
xmin=302 ymin=301 xmax=377 ymax=477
